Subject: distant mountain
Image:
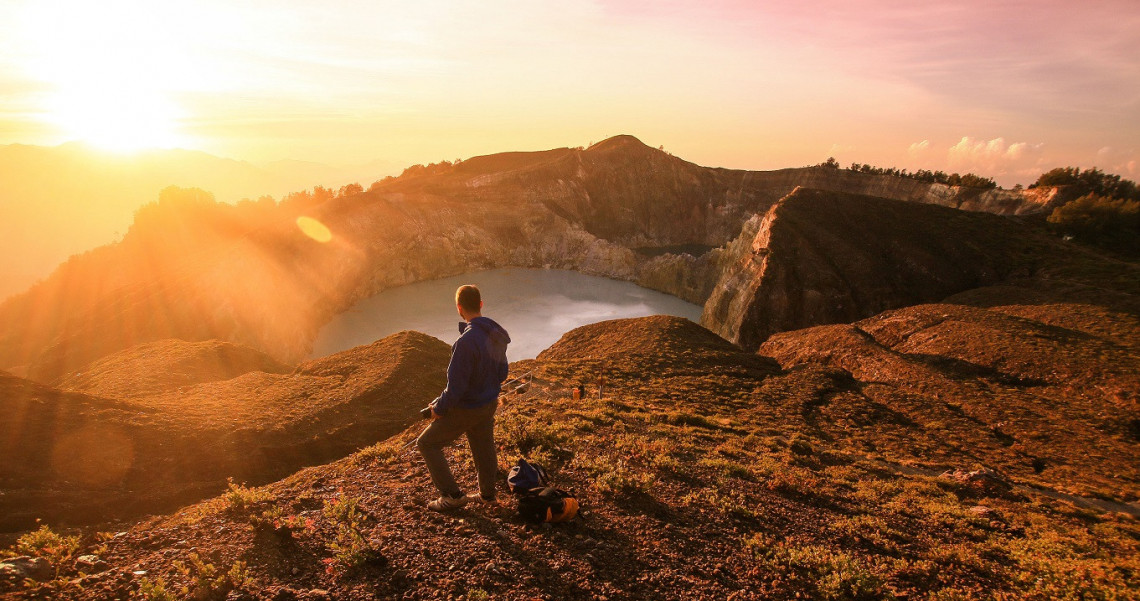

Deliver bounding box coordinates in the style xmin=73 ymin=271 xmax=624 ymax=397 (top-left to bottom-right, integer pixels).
xmin=0 ymin=142 xmax=397 ymax=300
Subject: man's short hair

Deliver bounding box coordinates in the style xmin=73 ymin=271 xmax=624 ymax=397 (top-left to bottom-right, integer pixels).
xmin=456 ymin=285 xmax=481 ymax=313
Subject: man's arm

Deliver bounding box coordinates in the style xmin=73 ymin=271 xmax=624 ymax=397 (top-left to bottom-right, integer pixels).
xmin=432 ymin=337 xmax=475 ymax=416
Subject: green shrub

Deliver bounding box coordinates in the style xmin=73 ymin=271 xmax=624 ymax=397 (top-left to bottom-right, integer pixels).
xmin=698 ymin=457 xmax=753 ymax=480
xmin=14 ymin=524 xmax=80 ymax=578
xmin=133 ymin=577 xmax=176 ymax=601
xmin=754 ymin=543 xmax=887 ymax=600
xmin=1048 ymin=193 xmax=1140 ymax=254
xmin=662 ymin=411 xmax=718 ymax=429
xmin=223 ymin=478 xmax=274 ymax=513
xmin=354 ymin=443 xmax=397 ymax=465
xmin=574 ymin=453 xmax=655 ymax=495
xmin=500 ymin=415 xmax=570 ymax=456
xmin=173 ymin=553 xmax=251 ymax=600
xmin=790 ymin=436 xmax=814 ymax=456
xmin=1034 ymin=166 xmax=1139 ymax=200
xmin=321 ymin=496 xmax=378 ymax=572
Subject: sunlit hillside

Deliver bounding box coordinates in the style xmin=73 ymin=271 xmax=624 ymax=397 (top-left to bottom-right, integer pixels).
xmin=0 ymin=143 xmax=395 ymax=300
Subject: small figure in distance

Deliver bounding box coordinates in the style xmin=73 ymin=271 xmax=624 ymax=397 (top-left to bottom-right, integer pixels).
xmin=417 ymin=284 xmax=511 ymax=512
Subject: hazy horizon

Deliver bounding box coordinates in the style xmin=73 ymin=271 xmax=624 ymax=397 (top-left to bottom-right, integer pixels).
xmin=0 ymin=1 xmax=1137 ymax=189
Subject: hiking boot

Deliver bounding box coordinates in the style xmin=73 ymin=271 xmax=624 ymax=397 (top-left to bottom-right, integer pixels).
xmin=473 ymin=492 xmax=496 ymax=503
xmin=427 ymin=493 xmax=469 ymax=512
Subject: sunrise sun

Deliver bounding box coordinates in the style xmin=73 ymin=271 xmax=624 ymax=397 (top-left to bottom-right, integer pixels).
xmin=46 ymin=87 xmax=185 ymax=152
xmin=20 ymin=0 xmax=203 ymax=152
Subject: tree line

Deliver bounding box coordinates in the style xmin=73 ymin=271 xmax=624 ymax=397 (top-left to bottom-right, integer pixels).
xmin=1038 ymin=167 xmax=1140 ymax=257
xmin=815 ymin=157 xmax=997 ymax=189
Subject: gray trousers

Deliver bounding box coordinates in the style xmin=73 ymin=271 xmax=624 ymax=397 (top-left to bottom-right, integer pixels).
xmin=416 ymin=400 xmax=498 ymax=498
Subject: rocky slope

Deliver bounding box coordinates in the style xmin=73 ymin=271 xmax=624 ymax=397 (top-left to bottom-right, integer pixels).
xmin=3 ymin=313 xmax=1136 ymax=600
xmin=0 ymin=331 xmax=449 ymax=532
xmin=0 ymin=136 xmax=1068 ymax=384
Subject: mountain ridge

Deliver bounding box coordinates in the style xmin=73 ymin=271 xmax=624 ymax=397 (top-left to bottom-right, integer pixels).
xmin=0 ymin=136 xmax=1081 ymax=384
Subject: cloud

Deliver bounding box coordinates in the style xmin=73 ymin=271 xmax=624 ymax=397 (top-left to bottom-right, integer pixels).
xmin=907 ymin=140 xmax=930 ymax=157
xmin=947 ymin=136 xmax=1044 ymax=177
xmin=1091 ymin=146 xmax=1139 ymax=177
xmin=828 ymin=143 xmax=855 ymax=156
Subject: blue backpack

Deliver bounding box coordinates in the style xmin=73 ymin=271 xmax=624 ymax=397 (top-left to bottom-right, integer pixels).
xmin=507 ymin=458 xmax=548 ymax=494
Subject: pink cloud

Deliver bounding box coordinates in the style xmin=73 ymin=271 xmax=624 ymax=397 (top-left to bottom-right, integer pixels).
xmin=947 ymin=136 xmax=1045 ymax=180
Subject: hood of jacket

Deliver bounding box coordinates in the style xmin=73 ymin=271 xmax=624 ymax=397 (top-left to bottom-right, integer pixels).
xmin=468 ymin=316 xmax=511 ymax=347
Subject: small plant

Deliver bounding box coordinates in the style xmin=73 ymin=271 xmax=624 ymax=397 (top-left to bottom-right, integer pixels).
xmin=354 ymin=443 xmax=397 ymax=465
xmin=173 ymin=553 xmax=251 ymax=600
xmin=682 ymin=487 xmax=759 ymax=520
xmin=223 ymin=478 xmax=274 ymax=513
xmin=501 ymin=415 xmax=569 ymax=456
xmin=789 ymin=436 xmax=813 ymax=456
xmin=698 ymin=457 xmax=754 ymax=481
xmin=14 ymin=524 xmax=80 ymax=577
xmin=133 ymin=577 xmax=176 ymax=601
xmin=661 ymin=411 xmax=718 ymax=429
xmin=467 ymin=588 xmax=490 ymax=601
xmin=321 ymin=495 xmax=379 ymax=573
xmin=574 ymin=453 xmax=655 ymax=495
xmin=754 ymin=543 xmax=887 ymax=600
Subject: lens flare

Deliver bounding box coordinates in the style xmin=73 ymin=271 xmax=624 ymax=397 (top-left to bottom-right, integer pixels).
xmin=296 ymin=216 xmax=333 ymax=242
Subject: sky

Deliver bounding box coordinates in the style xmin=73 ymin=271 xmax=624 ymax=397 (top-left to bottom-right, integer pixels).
xmin=1 ymin=0 xmax=1137 ymax=186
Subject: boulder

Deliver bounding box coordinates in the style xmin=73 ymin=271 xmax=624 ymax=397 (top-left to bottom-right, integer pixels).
xmin=940 ymin=468 xmax=1013 ymax=497
xmin=0 ymin=556 xmax=53 ymax=582
xmin=76 ymin=554 xmax=109 ymax=574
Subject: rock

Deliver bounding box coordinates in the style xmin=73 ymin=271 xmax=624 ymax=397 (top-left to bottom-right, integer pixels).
xmin=306 ymin=589 xmax=332 ymax=601
xmin=0 ymin=556 xmax=53 ymax=582
xmin=271 ymin=587 xmax=301 ymax=601
xmin=968 ymin=505 xmax=995 ymax=518
xmin=940 ymin=468 xmax=1013 ymax=497
xmin=76 ymin=554 xmax=109 ymax=573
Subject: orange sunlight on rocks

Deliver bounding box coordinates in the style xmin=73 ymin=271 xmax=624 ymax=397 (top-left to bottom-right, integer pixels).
xmin=49 ymin=425 xmax=134 ymax=488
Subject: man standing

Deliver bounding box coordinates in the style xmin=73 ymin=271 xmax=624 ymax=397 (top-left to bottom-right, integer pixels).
xmin=417 ymin=284 xmax=511 ymax=511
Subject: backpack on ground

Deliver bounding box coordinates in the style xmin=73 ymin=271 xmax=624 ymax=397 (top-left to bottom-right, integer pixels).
xmin=507 ymin=458 xmax=548 ymax=494
xmin=518 ymin=486 xmax=579 ymax=524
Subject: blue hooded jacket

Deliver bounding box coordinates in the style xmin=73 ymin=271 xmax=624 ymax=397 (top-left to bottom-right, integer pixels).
xmin=431 ymin=316 xmax=510 ymax=415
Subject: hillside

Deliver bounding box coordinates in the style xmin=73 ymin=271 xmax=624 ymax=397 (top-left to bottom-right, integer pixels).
xmin=3 ymin=314 xmax=1136 ymax=600
xmin=0 ymin=331 xmax=449 ymax=532
xmin=59 ymin=339 xmax=291 ymax=399
xmin=0 ymin=136 xmax=1072 ymax=385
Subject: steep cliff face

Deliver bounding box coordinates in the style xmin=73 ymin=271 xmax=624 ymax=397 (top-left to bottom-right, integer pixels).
xmin=0 ymin=135 xmax=1067 ymax=380
xmin=701 ymin=188 xmax=1053 ymax=350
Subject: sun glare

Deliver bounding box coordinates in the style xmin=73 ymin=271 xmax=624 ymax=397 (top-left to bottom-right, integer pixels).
xmin=46 ymin=87 xmax=184 ymax=152
xmin=19 ymin=0 xmax=213 ymax=152
xmin=297 ymin=216 xmax=333 ymax=243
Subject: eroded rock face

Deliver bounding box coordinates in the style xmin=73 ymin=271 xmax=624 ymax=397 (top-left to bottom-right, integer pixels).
xmin=702 ymin=188 xmax=1052 ymax=350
